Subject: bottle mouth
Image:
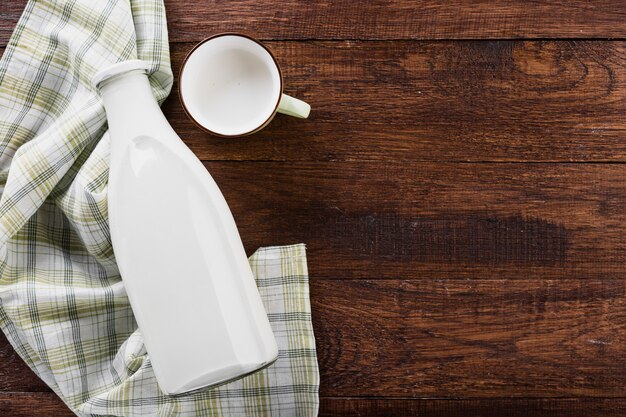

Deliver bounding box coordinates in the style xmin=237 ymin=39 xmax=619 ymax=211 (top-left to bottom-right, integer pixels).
xmin=92 ymin=60 xmax=151 ymax=89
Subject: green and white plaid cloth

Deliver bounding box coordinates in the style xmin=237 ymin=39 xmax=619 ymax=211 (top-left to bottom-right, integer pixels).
xmin=0 ymin=0 xmax=319 ymax=415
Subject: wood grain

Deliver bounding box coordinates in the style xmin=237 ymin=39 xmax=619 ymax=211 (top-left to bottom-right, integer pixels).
xmin=162 ymin=0 xmax=626 ymax=41
xmin=5 ymin=0 xmax=626 ymax=47
xmin=319 ymin=398 xmax=626 ymax=417
xmin=2 ymin=162 xmax=626 ymax=402
xmin=164 ymin=40 xmax=626 ymax=162
xmin=1 ymin=279 xmax=626 ymax=398
xmin=4 ymin=394 xmax=626 ymax=417
xmin=0 ymin=336 xmax=48 ymax=392
xmin=0 ymin=393 xmax=71 ymax=416
xmin=3 ymin=0 xmax=626 ymax=414
xmin=0 ymin=1 xmax=22 ymax=48
xmin=313 ymin=279 xmax=626 ymax=397
xmin=202 ymin=161 xmax=626 ymax=280
xmin=4 ymin=40 xmax=626 ymax=163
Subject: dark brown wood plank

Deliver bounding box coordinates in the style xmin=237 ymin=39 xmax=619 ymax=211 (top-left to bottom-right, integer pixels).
xmin=0 ymin=392 xmax=71 ymax=416
xmin=0 ymin=333 xmax=48 ymax=392
xmin=162 ymin=0 xmax=626 ymax=41
xmin=164 ymin=40 xmax=626 ymax=162
xmin=4 ymin=0 xmax=626 ymax=47
xmin=1 ymin=0 xmax=625 ymax=412
xmin=319 ymin=398 xmax=626 ymax=417
xmin=0 ymin=1 xmax=22 ymax=48
xmin=1 ymin=279 xmax=626 ymax=397
xmin=3 ymin=40 xmax=626 ymax=163
xmin=204 ymin=161 xmax=626 ymax=280
xmin=313 ymin=279 xmax=626 ymax=397
xmin=4 ymin=394 xmax=626 ymax=417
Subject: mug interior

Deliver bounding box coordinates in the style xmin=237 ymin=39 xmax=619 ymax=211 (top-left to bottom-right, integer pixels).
xmin=180 ymin=35 xmax=282 ymax=136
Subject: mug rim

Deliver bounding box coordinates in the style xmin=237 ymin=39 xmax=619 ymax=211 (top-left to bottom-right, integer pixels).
xmin=178 ymin=32 xmax=284 ymax=138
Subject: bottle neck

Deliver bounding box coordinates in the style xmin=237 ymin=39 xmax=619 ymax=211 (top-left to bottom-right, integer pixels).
xmin=98 ymin=70 xmax=164 ymax=144
xmin=99 ymin=70 xmax=160 ymax=134
xmin=98 ymin=69 xmax=153 ymax=104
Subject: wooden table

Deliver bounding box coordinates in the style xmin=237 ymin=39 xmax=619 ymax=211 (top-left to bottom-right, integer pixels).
xmin=3 ymin=1 xmax=626 ymax=416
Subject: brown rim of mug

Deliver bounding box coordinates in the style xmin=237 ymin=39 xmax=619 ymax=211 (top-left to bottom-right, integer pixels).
xmin=178 ymin=32 xmax=284 ymax=138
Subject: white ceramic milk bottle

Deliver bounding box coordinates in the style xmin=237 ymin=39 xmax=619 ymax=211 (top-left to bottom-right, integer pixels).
xmin=92 ymin=60 xmax=278 ymax=395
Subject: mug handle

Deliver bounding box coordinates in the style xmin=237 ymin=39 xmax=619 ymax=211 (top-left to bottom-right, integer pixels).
xmin=277 ymin=94 xmax=311 ymax=119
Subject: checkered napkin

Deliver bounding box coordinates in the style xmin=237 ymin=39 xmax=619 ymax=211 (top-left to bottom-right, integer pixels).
xmin=0 ymin=0 xmax=319 ymax=415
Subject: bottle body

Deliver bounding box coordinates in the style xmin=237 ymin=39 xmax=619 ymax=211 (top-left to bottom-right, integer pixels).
xmin=98 ymin=69 xmax=278 ymax=395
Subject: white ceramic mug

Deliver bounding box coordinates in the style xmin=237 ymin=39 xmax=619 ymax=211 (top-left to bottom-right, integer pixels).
xmin=179 ymin=33 xmax=311 ymax=137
